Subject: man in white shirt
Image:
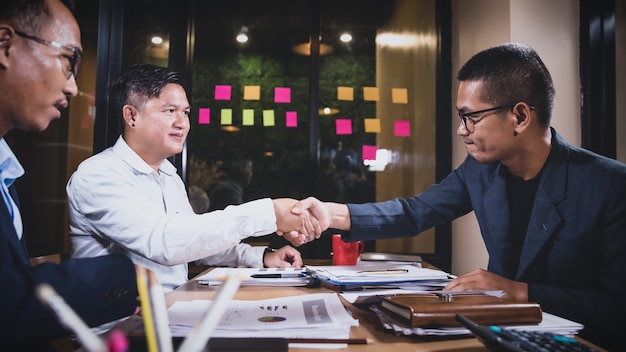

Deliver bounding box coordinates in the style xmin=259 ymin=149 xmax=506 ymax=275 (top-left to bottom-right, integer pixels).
xmin=67 ymin=64 xmax=316 ymax=292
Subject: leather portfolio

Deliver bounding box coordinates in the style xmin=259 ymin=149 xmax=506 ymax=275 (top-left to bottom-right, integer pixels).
xmin=379 ymin=293 xmax=542 ymax=327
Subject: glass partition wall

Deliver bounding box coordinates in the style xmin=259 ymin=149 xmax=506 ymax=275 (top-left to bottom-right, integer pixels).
xmin=185 ymin=0 xmax=449 ymax=264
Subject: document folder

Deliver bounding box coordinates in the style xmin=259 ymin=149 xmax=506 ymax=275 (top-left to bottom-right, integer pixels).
xmin=380 ymin=293 xmax=542 ymax=327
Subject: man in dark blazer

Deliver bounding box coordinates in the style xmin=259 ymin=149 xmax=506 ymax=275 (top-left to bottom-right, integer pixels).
xmin=296 ymin=43 xmax=625 ymax=350
xmin=0 ymin=0 xmax=138 ymax=349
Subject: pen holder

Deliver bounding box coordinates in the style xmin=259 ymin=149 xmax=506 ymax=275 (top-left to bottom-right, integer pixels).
xmin=332 ymin=234 xmax=365 ymax=265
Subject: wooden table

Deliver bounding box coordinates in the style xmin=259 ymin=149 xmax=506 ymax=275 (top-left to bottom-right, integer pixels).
xmin=120 ymin=262 xmax=605 ymax=351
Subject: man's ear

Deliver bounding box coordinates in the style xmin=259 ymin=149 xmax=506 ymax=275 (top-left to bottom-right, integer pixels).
xmin=0 ymin=26 xmax=15 ymax=69
xmin=513 ymin=103 xmax=533 ymax=134
xmin=122 ymin=104 xmax=138 ymax=128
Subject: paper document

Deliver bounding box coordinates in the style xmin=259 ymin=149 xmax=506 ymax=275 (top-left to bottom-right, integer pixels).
xmin=306 ymin=263 xmax=450 ymax=285
xmin=194 ymin=267 xmax=312 ymax=287
xmin=370 ymin=305 xmax=584 ymax=337
xmin=167 ymin=293 xmax=358 ymax=340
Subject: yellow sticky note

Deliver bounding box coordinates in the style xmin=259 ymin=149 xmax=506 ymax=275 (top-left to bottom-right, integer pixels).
xmin=243 ymin=85 xmax=260 ymax=100
xmin=363 ymin=87 xmax=379 ymax=101
xmin=220 ymin=109 xmax=233 ymax=125
xmin=337 ymin=86 xmax=354 ymax=101
xmin=242 ymin=109 xmax=254 ymax=126
xmin=263 ymin=110 xmax=275 ymax=126
xmin=364 ymin=118 xmax=381 ymax=133
xmin=392 ymin=88 xmax=408 ymax=104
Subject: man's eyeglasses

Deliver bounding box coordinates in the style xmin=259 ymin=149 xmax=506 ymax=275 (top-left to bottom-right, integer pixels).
xmin=15 ymin=30 xmax=82 ymax=79
xmin=457 ymin=104 xmax=518 ymax=133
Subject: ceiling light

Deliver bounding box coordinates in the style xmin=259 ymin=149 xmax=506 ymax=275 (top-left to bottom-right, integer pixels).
xmin=318 ymin=107 xmax=339 ymax=115
xmin=151 ymin=36 xmax=163 ymax=45
xmin=236 ymin=27 xmax=249 ymax=44
xmin=339 ymin=33 xmax=352 ymax=43
xmin=292 ymin=42 xmax=334 ymax=56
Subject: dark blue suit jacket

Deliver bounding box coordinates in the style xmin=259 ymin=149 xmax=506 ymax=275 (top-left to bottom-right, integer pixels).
xmin=345 ymin=129 xmax=626 ymax=349
xmin=0 ymin=187 xmax=138 ymax=350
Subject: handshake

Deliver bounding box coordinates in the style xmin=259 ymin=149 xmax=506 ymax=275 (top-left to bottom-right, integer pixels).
xmin=272 ymin=197 xmax=346 ymax=246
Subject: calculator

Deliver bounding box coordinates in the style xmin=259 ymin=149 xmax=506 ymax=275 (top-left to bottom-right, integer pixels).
xmin=455 ymin=314 xmax=598 ymax=352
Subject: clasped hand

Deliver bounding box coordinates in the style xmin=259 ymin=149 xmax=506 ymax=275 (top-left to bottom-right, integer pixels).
xmin=273 ymin=197 xmax=330 ymax=246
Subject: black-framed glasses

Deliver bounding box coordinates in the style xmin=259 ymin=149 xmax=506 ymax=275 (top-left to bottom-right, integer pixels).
xmin=457 ymin=104 xmax=517 ymax=133
xmin=15 ymin=30 xmax=82 ymax=79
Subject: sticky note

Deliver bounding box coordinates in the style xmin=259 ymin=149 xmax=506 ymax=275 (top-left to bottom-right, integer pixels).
xmin=394 ymin=120 xmax=411 ymax=136
xmin=274 ymin=87 xmax=291 ymax=103
xmin=363 ymin=87 xmax=379 ymax=101
xmin=364 ymin=118 xmax=381 ymax=133
xmin=362 ymin=145 xmax=378 ymax=160
xmin=215 ymin=85 xmax=232 ymax=100
xmin=243 ymin=85 xmax=261 ymax=100
xmin=263 ymin=110 xmax=275 ymax=126
xmin=336 ymin=119 xmax=352 ymax=135
xmin=242 ymin=109 xmax=254 ymax=126
xmin=286 ymin=111 xmax=298 ymax=127
xmin=198 ymin=108 xmax=210 ymax=124
xmin=337 ymin=86 xmax=354 ymax=101
xmin=391 ymin=88 xmax=408 ymax=104
xmin=220 ymin=109 xmax=233 ymax=125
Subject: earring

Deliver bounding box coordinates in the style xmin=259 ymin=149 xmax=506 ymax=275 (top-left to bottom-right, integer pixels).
xmin=513 ymin=131 xmax=518 ymax=136
xmin=131 ymin=117 xmax=136 ymax=128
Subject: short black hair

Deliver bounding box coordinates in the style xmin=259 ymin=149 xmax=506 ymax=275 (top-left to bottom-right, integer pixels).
xmin=0 ymin=0 xmax=76 ymax=35
xmin=108 ymin=64 xmax=187 ymax=122
xmin=457 ymin=43 xmax=555 ymax=127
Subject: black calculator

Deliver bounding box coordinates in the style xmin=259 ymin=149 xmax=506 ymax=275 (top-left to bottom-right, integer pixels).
xmin=455 ymin=314 xmax=598 ymax=352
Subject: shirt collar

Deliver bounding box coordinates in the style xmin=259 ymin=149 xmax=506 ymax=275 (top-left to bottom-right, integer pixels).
xmin=0 ymin=139 xmax=25 ymax=187
xmin=112 ymin=136 xmax=177 ymax=176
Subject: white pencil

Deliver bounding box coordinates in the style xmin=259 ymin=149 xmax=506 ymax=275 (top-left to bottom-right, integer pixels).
xmin=177 ymin=269 xmax=241 ymax=352
xmin=36 ymin=283 xmax=107 ymax=352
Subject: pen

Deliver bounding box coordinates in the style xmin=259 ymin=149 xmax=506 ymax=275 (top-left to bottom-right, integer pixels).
xmin=36 ymin=283 xmax=107 ymax=352
xmin=288 ymin=338 xmax=370 ymax=344
xmin=356 ymin=269 xmax=409 ymax=275
xmin=250 ymin=273 xmax=304 ymax=279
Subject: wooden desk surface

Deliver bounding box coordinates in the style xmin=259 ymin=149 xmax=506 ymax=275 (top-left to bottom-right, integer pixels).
xmin=166 ymin=269 xmax=489 ymax=352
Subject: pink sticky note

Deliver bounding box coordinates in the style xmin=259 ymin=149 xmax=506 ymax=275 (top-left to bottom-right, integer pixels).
xmin=198 ymin=108 xmax=210 ymax=124
xmin=286 ymin=111 xmax=298 ymax=127
xmin=362 ymin=145 xmax=378 ymax=160
xmin=394 ymin=120 xmax=411 ymax=137
xmin=214 ymin=85 xmax=232 ymax=100
xmin=335 ymin=119 xmax=353 ymax=135
xmin=274 ymin=87 xmax=291 ymax=103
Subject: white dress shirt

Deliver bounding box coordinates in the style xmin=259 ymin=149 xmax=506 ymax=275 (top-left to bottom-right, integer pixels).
xmin=67 ymin=136 xmax=276 ymax=292
xmin=0 ymin=138 xmax=24 ymax=239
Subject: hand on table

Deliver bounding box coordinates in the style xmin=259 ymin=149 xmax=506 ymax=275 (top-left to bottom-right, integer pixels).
xmin=443 ymin=268 xmax=529 ymax=301
xmin=263 ymin=245 xmax=303 ymax=269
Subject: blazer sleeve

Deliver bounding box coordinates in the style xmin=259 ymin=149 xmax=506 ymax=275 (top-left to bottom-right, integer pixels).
xmin=344 ymin=157 xmax=475 ymax=242
xmin=0 ymin=253 xmax=138 ymax=346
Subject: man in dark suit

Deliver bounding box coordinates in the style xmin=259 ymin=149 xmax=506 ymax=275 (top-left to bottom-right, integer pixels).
xmin=296 ymin=43 xmax=626 ymax=350
xmin=0 ymin=0 xmax=138 ymax=349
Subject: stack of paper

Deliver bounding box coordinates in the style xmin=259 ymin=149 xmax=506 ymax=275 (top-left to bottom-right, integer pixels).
xmin=369 ymin=305 xmax=584 ymax=337
xmin=167 ymin=293 xmax=359 ymax=341
xmin=194 ymin=267 xmax=313 ymax=287
xmin=305 ymin=263 xmax=451 ymax=287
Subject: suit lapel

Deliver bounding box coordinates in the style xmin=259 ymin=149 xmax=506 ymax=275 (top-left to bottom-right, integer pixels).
xmin=516 ymin=130 xmax=568 ymax=279
xmin=483 ymin=165 xmax=515 ymax=276
xmin=1 ymin=186 xmax=29 ymax=265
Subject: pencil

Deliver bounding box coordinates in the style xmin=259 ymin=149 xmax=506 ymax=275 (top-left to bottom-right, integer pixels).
xmin=136 ymin=266 xmax=158 ymax=352
xmin=36 ymin=283 xmax=107 ymax=352
xmin=148 ymin=270 xmax=173 ymax=352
